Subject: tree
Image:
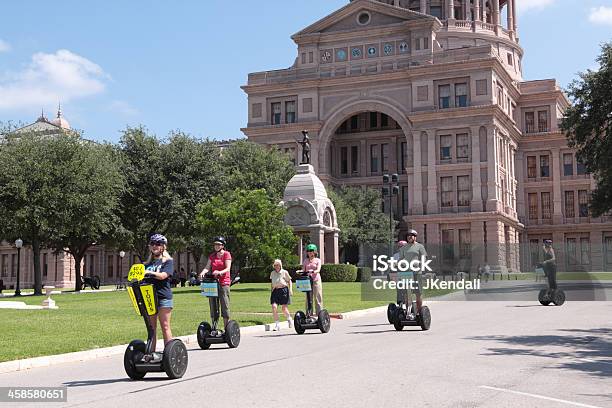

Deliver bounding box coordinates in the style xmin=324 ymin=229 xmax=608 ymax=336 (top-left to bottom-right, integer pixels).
xmin=0 ymin=129 xmax=122 ymax=294
xmin=196 ymin=189 xmax=298 ymax=271
xmin=47 ymin=141 xmax=125 ymax=291
xmin=219 ymin=140 xmax=295 ymax=201
xmin=560 ymin=42 xmax=612 ymax=217
xmin=117 ymin=127 xmax=222 ymax=261
xmin=328 ymin=186 xmax=395 ymax=263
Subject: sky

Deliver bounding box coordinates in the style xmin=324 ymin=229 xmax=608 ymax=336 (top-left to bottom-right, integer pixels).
xmin=0 ymin=0 xmax=611 ymax=143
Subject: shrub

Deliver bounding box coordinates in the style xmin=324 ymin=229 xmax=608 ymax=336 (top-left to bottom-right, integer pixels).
xmin=320 ymin=264 xmax=358 ymax=282
xmin=356 ymin=267 xmax=372 ymax=282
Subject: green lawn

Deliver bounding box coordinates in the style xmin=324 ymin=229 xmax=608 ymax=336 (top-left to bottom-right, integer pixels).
xmin=0 ymin=283 xmax=450 ymax=362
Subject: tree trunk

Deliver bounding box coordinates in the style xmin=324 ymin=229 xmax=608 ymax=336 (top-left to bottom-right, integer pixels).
xmin=74 ymin=253 xmax=83 ymax=292
xmin=191 ymin=250 xmax=202 ymax=274
xmin=32 ymin=240 xmax=43 ymax=296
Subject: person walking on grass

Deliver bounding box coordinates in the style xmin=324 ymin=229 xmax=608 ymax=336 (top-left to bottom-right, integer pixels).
xmin=270 ymin=259 xmax=293 ymax=331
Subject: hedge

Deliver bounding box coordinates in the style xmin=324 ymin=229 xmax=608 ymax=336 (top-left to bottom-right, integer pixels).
xmin=239 ymin=264 xmax=358 ymax=283
xmin=238 ymin=265 xmax=301 ymax=283
xmin=320 ymin=264 xmax=358 ymax=282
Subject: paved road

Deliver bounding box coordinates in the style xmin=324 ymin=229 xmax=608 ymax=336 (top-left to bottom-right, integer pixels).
xmin=1 ymin=301 xmax=611 ymax=408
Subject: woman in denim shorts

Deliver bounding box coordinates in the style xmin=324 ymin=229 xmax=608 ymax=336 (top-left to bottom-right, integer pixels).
xmin=143 ymin=233 xmax=175 ymax=356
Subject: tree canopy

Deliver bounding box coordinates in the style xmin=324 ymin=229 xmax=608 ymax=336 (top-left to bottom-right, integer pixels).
xmin=560 ymin=42 xmax=612 ymax=217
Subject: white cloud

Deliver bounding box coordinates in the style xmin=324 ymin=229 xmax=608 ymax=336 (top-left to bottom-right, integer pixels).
xmin=516 ymin=0 xmax=555 ymax=13
xmin=0 ymin=49 xmax=109 ymax=111
xmin=0 ymin=39 xmax=10 ymax=52
xmin=108 ymin=100 xmax=139 ymax=117
xmin=589 ymin=6 xmax=612 ymax=26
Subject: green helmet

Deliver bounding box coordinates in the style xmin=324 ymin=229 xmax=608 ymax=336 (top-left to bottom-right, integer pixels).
xmin=306 ymin=244 xmax=318 ymax=252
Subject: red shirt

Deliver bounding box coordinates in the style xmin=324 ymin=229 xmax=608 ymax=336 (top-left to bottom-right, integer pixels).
xmin=209 ymin=250 xmax=232 ymax=286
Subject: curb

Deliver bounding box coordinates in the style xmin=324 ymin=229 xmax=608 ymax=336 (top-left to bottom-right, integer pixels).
xmin=0 ymin=324 xmax=269 ymax=375
xmin=0 ymin=304 xmax=394 ymax=374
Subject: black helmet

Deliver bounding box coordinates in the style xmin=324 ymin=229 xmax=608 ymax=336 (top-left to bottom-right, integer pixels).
xmin=213 ymin=236 xmax=226 ymax=246
xmin=149 ymin=233 xmax=168 ymax=245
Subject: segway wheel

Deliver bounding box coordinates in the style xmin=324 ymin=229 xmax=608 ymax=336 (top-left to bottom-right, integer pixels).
xmin=538 ymin=289 xmax=551 ymax=306
xmin=124 ymin=340 xmax=146 ymax=380
xmin=552 ymin=289 xmax=566 ymax=306
xmin=387 ymin=303 xmax=397 ymax=324
xmin=393 ymin=308 xmax=405 ymax=331
xmin=294 ymin=311 xmax=306 ymax=334
xmin=418 ymin=306 xmax=431 ymax=331
xmin=225 ymin=320 xmax=241 ymax=348
xmin=92 ymin=276 xmax=101 ymax=290
xmin=162 ymin=339 xmax=188 ymax=379
xmin=197 ymin=321 xmax=212 ymax=350
xmin=317 ymin=309 xmax=331 ymax=333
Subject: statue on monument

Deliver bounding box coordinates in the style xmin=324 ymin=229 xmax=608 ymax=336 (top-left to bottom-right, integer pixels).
xmin=298 ymin=130 xmax=311 ymax=165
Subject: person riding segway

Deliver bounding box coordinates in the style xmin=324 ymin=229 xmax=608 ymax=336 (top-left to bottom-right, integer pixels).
xmin=388 ymin=229 xmax=431 ymax=331
xmin=293 ymin=244 xmax=330 ymax=334
xmin=537 ymin=239 xmax=565 ymax=306
xmin=123 ymin=234 xmax=188 ymax=380
xmin=197 ymin=236 xmax=241 ymax=349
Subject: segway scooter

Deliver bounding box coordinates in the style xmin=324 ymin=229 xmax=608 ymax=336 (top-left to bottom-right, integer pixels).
xmin=197 ymin=274 xmax=241 ymax=349
xmin=293 ymin=271 xmax=331 ymax=334
xmin=536 ymin=265 xmax=565 ymax=306
xmin=390 ymin=271 xmax=431 ymax=331
xmin=124 ymin=264 xmax=188 ymax=380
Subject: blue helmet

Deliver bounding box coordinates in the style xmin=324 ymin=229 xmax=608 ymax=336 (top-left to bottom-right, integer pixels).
xmin=149 ymin=233 xmax=168 ymax=245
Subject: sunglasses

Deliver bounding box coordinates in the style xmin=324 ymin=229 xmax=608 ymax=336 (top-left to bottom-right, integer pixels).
xmin=407 ymin=234 xmax=416 ymax=237
xmin=149 ymin=241 xmax=165 ymax=246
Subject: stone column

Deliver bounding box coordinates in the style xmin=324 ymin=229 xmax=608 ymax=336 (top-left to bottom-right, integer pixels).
xmin=590 ymin=231 xmax=604 ymax=273
xmin=507 ymin=0 xmax=514 ymax=33
xmin=551 ymin=147 xmax=563 ymax=222
xmin=427 ymin=131 xmax=438 ymax=214
xmin=360 ymin=139 xmax=367 ymax=176
xmin=448 ymin=0 xmax=455 ymax=19
xmin=493 ymin=0 xmax=500 ymax=26
xmin=420 ymin=0 xmax=427 ymax=13
xmin=552 ymin=231 xmax=565 ymax=272
xmin=465 ymin=0 xmax=470 ymax=20
xmin=512 ymin=0 xmax=518 ymax=32
xmin=486 ymin=127 xmax=499 ymax=211
xmin=412 ymin=132 xmax=424 ymax=214
xmin=485 ymin=220 xmax=504 ymax=270
xmin=474 ymin=0 xmax=481 ymax=22
xmin=470 ymin=126 xmax=483 ymax=211
xmin=389 ymin=136 xmax=397 ymax=174
xmin=482 ymin=0 xmax=488 ymax=23
xmin=311 ymin=229 xmax=325 ymax=264
xmin=471 ymin=221 xmax=486 ymax=270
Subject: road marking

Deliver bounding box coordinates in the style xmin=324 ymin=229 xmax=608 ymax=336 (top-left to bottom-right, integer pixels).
xmin=479 ymin=385 xmax=604 ymax=408
xmin=576 ymin=357 xmax=612 ymax=365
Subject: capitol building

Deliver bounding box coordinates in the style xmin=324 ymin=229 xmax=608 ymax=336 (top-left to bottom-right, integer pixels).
xmin=242 ymin=0 xmax=612 ymax=273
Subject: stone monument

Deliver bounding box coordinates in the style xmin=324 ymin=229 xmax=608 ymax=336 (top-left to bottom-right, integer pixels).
xmin=281 ymin=163 xmax=340 ymax=263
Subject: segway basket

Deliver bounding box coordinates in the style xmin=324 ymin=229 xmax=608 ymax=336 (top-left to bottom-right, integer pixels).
xmin=200 ymin=280 xmax=219 ymax=297
xmin=296 ymin=278 xmax=312 ymax=292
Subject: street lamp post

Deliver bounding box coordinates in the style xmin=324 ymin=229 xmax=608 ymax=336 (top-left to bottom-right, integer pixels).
xmin=15 ymin=239 xmax=23 ymax=297
xmin=119 ymin=251 xmax=125 ymax=282
xmin=382 ymin=174 xmax=400 ymax=256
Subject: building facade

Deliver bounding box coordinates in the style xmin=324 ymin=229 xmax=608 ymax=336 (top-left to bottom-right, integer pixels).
xmin=241 ymin=0 xmax=612 ymax=272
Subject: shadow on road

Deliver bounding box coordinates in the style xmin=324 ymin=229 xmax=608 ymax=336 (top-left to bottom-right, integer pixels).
xmin=465 ymin=327 xmax=612 ymax=378
xmin=350 ymin=323 xmax=389 ymax=328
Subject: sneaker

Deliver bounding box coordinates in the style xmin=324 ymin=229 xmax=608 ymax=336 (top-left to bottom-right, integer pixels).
xmin=288 ymin=319 xmax=293 ymax=328
xmin=273 ymin=322 xmax=280 ymax=331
